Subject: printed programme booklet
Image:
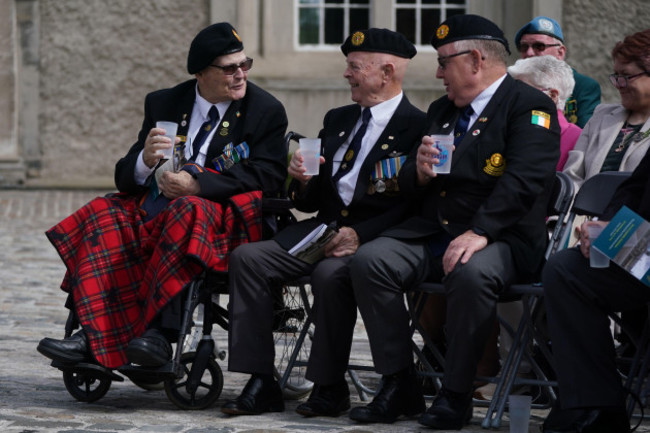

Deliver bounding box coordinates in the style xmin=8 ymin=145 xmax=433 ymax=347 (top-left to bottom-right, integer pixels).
xmin=593 ymin=205 xmax=650 ymax=287
xmin=288 ymin=223 xmax=338 ymax=264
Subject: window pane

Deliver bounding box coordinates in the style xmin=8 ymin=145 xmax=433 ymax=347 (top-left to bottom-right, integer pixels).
xmin=421 ymin=9 xmax=440 ymax=44
xmin=422 ymin=0 xmax=439 ymax=4
xmin=396 ymin=9 xmax=416 ymax=43
xmin=350 ymin=8 xmax=369 ymax=32
xmin=396 ymin=0 xmax=415 ymax=3
xmin=325 ymin=8 xmax=344 ymax=44
xmin=447 ymin=8 xmax=466 ymax=18
xmin=300 ymin=8 xmax=320 ymax=44
xmin=350 ymin=0 xmax=369 ymax=4
xmin=300 ymin=0 xmax=319 ymax=3
xmin=446 ymin=0 xmax=466 ymax=4
xmin=325 ymin=0 xmax=339 ymax=4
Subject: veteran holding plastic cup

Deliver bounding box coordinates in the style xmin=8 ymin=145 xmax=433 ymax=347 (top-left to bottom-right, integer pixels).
xmin=417 ymin=134 xmax=455 ymax=181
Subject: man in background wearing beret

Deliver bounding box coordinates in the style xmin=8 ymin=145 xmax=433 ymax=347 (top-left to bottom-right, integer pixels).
xmin=516 ymin=16 xmax=601 ymax=128
xmin=347 ymin=15 xmax=559 ymax=429
xmin=222 ymin=28 xmax=426 ymax=417
xmin=37 ymin=23 xmax=288 ymax=370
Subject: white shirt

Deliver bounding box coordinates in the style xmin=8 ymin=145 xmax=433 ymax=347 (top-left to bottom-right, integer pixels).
xmin=333 ymin=92 xmax=404 ymax=205
xmin=134 ymin=85 xmax=231 ymax=185
xmin=466 ymin=74 xmax=507 ymax=127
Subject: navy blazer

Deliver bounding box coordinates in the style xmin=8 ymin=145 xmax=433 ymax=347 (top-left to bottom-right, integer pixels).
xmin=385 ymin=75 xmax=561 ymax=278
xmin=276 ymin=95 xmax=426 ymax=247
xmin=114 ymin=79 xmax=288 ymax=202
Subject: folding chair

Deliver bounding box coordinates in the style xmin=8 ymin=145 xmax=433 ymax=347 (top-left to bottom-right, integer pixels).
xmin=408 ymin=171 xmax=575 ymax=429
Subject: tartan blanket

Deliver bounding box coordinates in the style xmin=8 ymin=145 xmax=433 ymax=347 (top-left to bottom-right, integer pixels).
xmin=46 ymin=191 xmax=262 ymax=368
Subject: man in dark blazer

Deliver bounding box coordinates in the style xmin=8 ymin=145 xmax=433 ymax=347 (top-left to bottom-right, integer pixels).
xmin=347 ymin=15 xmax=560 ymax=429
xmin=37 ymin=22 xmax=288 ymax=369
xmin=222 ymin=28 xmax=426 ymax=417
xmin=540 ymin=156 xmax=650 ymax=432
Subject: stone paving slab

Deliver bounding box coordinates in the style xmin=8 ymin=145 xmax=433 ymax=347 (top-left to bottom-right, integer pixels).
xmin=1 ymin=189 xmax=649 ymax=433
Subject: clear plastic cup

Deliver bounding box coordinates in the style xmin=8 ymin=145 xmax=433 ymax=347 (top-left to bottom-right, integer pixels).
xmin=588 ymin=225 xmax=609 ymax=268
xmin=430 ymin=134 xmax=454 ymax=174
xmin=299 ymin=138 xmax=321 ymax=176
xmin=156 ymin=121 xmax=178 ymax=160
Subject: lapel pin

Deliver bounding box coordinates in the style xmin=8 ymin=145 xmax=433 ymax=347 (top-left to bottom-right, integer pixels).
xmin=339 ymin=131 xmax=345 ymax=137
xmin=388 ymin=136 xmax=394 ymax=140
xmin=381 ymin=144 xmax=389 ymax=150
xmin=472 ymin=129 xmax=481 ymax=136
xmin=442 ymin=122 xmax=450 ymax=128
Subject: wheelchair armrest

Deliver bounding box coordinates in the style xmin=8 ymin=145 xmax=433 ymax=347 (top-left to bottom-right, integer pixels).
xmin=262 ymin=197 xmax=294 ymax=213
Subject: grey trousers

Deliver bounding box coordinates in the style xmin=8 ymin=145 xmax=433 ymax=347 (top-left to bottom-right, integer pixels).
xmin=543 ymin=247 xmax=650 ymax=409
xmin=227 ymin=239 xmax=355 ymax=383
xmin=349 ymin=236 xmax=517 ymax=394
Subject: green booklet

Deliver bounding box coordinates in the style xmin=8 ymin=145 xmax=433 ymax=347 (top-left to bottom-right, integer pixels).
xmin=593 ymin=205 xmax=650 ymax=287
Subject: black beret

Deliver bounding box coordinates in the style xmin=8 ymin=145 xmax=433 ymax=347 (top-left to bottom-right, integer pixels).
xmin=431 ymin=14 xmax=510 ymax=54
xmin=341 ymin=28 xmax=416 ymax=59
xmin=187 ymin=22 xmax=244 ymax=74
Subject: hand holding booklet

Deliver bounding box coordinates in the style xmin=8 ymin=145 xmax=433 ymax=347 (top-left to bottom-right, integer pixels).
xmin=288 ymin=222 xmax=338 ymax=264
xmin=592 ymin=205 xmax=650 ymax=287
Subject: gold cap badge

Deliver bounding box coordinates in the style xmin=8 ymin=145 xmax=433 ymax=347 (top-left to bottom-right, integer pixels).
xmin=351 ymin=31 xmax=365 ymax=46
xmin=232 ymin=29 xmax=242 ymax=42
xmin=436 ymin=25 xmax=450 ymax=40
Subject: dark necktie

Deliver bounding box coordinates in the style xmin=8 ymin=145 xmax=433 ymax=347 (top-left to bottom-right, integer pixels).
xmin=191 ymin=106 xmax=219 ymax=161
xmin=454 ymin=105 xmax=474 ymax=146
xmin=334 ymin=108 xmax=372 ymax=183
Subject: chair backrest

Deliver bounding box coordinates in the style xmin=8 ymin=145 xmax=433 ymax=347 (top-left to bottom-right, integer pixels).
xmin=558 ymin=171 xmax=632 ymax=250
xmin=545 ymin=171 xmax=575 ymax=258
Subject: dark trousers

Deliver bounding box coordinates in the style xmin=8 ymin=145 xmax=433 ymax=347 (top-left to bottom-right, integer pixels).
xmin=349 ymin=236 xmax=517 ymax=393
xmin=227 ymin=239 xmax=355 ymax=383
xmin=542 ymin=247 xmax=650 ymax=409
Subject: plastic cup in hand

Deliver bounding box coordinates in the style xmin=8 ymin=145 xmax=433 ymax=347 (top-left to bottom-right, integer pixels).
xmin=156 ymin=121 xmax=178 ymax=160
xmin=508 ymin=394 xmax=531 ymax=433
xmin=588 ymin=225 xmax=609 ymax=268
xmin=430 ymin=134 xmax=454 ymax=174
xmin=299 ymin=138 xmax=321 ymax=176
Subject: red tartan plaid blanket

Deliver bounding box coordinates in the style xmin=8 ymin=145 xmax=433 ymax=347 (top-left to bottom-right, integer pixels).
xmin=46 ymin=191 xmax=262 ymax=368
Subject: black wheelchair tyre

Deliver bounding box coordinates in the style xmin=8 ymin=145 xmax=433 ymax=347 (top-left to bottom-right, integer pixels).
xmin=164 ymin=352 xmax=223 ymax=410
xmin=62 ymin=370 xmax=111 ymax=403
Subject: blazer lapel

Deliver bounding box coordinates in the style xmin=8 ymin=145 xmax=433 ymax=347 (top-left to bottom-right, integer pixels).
xmin=205 ymin=98 xmax=244 ymax=164
xmin=323 ymin=107 xmax=360 ymax=180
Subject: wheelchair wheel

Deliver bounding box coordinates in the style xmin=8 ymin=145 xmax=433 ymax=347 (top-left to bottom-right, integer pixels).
xmin=165 ymin=352 xmax=223 ymax=410
xmin=273 ymin=282 xmax=314 ymax=400
xmin=62 ymin=370 xmax=111 ymax=403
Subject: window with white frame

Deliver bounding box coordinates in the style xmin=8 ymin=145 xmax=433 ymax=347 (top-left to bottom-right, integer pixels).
xmin=394 ymin=0 xmax=467 ymax=47
xmin=297 ymin=0 xmax=370 ymax=48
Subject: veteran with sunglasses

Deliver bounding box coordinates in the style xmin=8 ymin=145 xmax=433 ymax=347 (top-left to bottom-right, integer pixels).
xmin=516 ymin=16 xmax=601 ymax=128
xmin=563 ymin=29 xmax=650 ymax=192
xmin=37 ymin=22 xmax=288 ymax=370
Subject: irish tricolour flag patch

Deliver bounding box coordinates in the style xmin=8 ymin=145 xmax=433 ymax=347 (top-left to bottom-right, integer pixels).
xmin=531 ymin=110 xmax=551 ymax=129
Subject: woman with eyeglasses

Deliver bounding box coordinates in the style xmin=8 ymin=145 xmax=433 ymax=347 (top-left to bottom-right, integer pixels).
xmin=563 ymin=29 xmax=650 ymax=191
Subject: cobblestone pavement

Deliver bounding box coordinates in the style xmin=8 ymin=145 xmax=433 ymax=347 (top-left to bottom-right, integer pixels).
xmin=1 ymin=189 xmax=648 ymax=433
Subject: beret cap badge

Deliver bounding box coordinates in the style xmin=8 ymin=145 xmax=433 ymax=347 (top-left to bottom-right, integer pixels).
xmin=351 ymin=31 xmax=365 ymax=46
xmin=436 ymin=25 xmax=450 ymax=40
xmin=232 ymin=29 xmax=242 ymax=42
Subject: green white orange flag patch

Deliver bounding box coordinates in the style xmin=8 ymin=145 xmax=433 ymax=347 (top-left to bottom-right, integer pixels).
xmin=531 ymin=110 xmax=551 ymax=129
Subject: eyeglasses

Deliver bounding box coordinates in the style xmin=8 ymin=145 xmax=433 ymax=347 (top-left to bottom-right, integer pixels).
xmin=609 ymin=71 xmax=650 ymax=88
xmin=437 ymin=51 xmax=472 ymax=70
xmin=209 ymin=57 xmax=253 ymax=75
xmin=517 ymin=42 xmax=561 ymax=53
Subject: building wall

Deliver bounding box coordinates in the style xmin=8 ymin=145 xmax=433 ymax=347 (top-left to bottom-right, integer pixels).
xmin=2 ymin=0 xmax=649 ymax=187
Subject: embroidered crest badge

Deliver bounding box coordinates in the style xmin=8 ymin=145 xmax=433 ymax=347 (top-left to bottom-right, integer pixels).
xmin=483 ymin=153 xmax=506 ymax=176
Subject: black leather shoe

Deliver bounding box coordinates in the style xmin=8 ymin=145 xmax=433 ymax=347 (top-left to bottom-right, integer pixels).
xmin=125 ymin=328 xmax=172 ymax=367
xmin=543 ymin=405 xmax=629 ymax=433
xmin=221 ymin=374 xmax=285 ymax=415
xmin=349 ymin=367 xmax=425 ymax=423
xmin=37 ymin=330 xmax=90 ymax=363
xmin=418 ymin=386 xmax=473 ymax=430
xmin=296 ymin=380 xmax=351 ymax=417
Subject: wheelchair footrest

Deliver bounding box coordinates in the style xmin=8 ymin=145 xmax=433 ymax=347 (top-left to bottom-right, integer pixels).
xmin=118 ymin=363 xmax=176 ymax=382
xmin=51 ymin=360 xmax=124 ymax=382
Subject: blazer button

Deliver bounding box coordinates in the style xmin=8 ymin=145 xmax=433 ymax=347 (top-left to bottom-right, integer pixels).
xmin=341 ymin=209 xmax=349 ymax=217
xmin=440 ymin=190 xmax=446 ymax=197
xmin=442 ymin=219 xmax=449 ymax=225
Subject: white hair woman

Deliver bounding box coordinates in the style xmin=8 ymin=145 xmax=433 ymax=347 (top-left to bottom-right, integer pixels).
xmin=509 ymin=55 xmax=580 ymax=170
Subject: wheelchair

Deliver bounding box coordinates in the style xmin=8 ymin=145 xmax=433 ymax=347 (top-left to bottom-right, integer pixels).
xmin=43 ymin=132 xmax=315 ymax=409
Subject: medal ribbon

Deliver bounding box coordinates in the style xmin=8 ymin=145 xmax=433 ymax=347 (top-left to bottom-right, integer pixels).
xmin=371 ymin=155 xmax=406 ymax=181
xmin=212 ymin=141 xmax=250 ymax=172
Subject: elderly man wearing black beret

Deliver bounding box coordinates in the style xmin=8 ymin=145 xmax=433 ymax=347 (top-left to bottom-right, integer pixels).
xmin=37 ymin=23 xmax=288 ymax=370
xmin=346 ymin=14 xmax=560 ymax=429
xmin=222 ymin=28 xmax=426 ymax=417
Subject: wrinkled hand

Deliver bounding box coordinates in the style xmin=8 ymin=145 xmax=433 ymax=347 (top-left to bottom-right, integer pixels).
xmin=324 ymin=227 xmax=360 ymax=258
xmin=143 ymin=127 xmax=179 ymax=168
xmin=158 ymin=170 xmax=200 ymax=199
xmin=578 ymin=220 xmax=608 ymax=258
xmin=288 ymin=149 xmax=325 ymax=186
xmin=416 ymin=136 xmax=454 ymax=185
xmin=442 ymin=230 xmax=488 ymax=274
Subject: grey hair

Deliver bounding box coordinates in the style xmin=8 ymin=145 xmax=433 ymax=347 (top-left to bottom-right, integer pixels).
xmin=452 ymin=39 xmax=510 ymax=66
xmin=507 ymin=55 xmax=575 ymax=110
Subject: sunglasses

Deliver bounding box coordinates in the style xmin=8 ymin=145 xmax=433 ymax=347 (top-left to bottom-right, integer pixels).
xmin=517 ymin=42 xmax=561 ymax=53
xmin=209 ymin=57 xmax=253 ymax=75
xmin=609 ymin=71 xmax=650 ymax=88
